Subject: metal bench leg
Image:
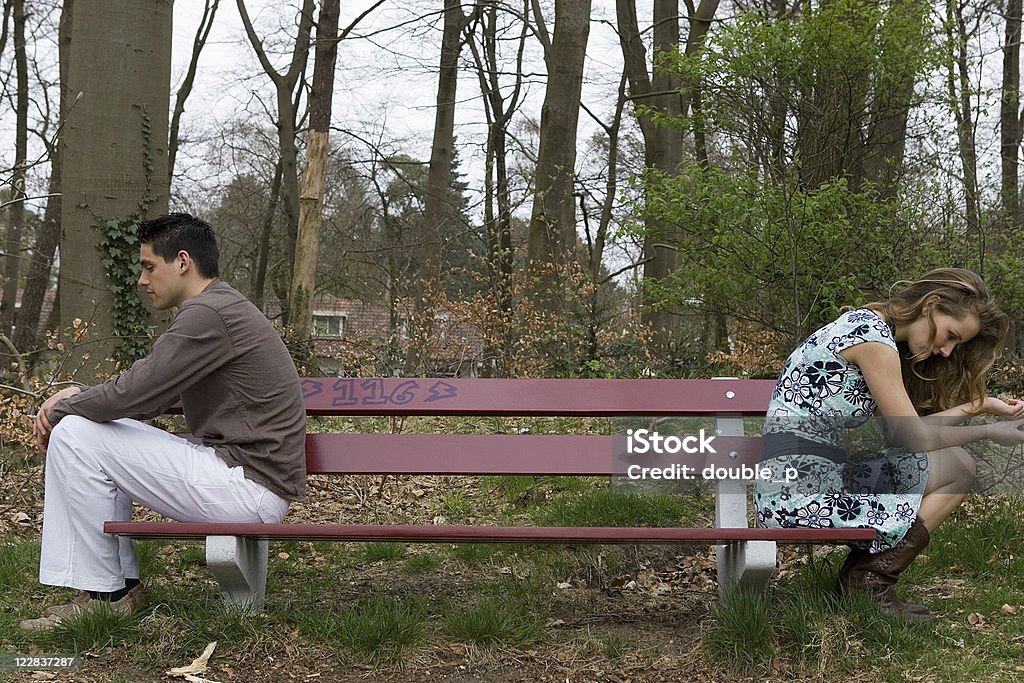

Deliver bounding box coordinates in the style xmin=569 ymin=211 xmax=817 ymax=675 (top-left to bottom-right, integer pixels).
xmin=715 ymin=477 xmax=778 ymax=597
xmin=205 ymin=535 xmax=268 ymax=611
xmin=714 ymin=409 xmax=777 ymax=598
xmin=717 ymin=540 xmax=776 ymax=597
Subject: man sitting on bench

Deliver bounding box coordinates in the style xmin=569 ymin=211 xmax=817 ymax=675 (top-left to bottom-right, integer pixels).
xmin=22 ymin=212 xmax=306 ymax=630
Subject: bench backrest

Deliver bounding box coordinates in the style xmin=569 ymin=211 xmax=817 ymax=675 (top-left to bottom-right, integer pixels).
xmin=301 ymin=378 xmax=775 ymax=477
xmin=301 ymin=378 xmax=775 ymax=416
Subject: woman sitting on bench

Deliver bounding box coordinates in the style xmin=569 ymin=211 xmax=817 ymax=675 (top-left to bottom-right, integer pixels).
xmin=756 ymin=268 xmax=1024 ymax=621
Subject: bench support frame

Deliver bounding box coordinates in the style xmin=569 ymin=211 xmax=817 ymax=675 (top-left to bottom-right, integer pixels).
xmin=206 ymin=535 xmax=268 ymax=611
xmin=198 ymin=412 xmax=778 ymax=608
xmin=714 ymin=415 xmax=777 ymax=597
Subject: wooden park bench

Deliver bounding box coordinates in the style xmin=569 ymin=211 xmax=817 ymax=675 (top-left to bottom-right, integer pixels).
xmin=104 ymin=377 xmax=876 ymax=610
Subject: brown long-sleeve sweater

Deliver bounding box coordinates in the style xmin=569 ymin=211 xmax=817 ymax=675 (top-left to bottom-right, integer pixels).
xmin=51 ymin=279 xmax=307 ymax=501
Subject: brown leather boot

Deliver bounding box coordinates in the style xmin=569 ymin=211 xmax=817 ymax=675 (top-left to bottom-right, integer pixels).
xmin=834 ymin=546 xmax=864 ymax=595
xmin=835 ymin=545 xmax=930 ymax=615
xmin=838 ymin=518 xmax=934 ymax=621
xmin=836 ymin=545 xmax=867 ymax=588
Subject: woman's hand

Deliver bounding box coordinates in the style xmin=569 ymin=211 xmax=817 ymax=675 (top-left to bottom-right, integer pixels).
xmin=987 ymin=417 xmax=1024 ymax=446
xmin=983 ymin=396 xmax=1024 ymax=418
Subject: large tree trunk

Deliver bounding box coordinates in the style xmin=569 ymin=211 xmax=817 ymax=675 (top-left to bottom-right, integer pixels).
xmin=796 ymin=65 xmax=868 ymax=190
xmin=526 ymin=0 xmax=591 ymax=274
xmin=1002 ymin=0 xmax=1022 ymax=233
xmin=405 ymin=0 xmax=466 ymax=374
xmin=947 ymin=0 xmax=981 ymax=243
xmin=12 ymin=0 xmax=73 ymax=358
xmin=861 ymin=0 xmax=926 ymax=200
xmin=586 ymin=73 xmax=627 ymax=285
xmin=1 ymin=0 xmax=28 ymax=342
xmin=616 ymin=0 xmax=719 ymax=350
xmin=796 ymin=0 xmax=923 ymax=197
xmin=0 ymin=1 xmax=12 ymax=57
xmin=419 ymin=0 xmax=463 ymax=293
xmin=1001 ymin=0 xmax=1023 ymax=353
xmin=289 ymin=0 xmax=340 ymax=352
xmin=641 ymin=0 xmax=683 ymax=347
xmin=764 ymin=0 xmax=789 ymax=181
xmin=60 ymin=0 xmax=172 ymax=380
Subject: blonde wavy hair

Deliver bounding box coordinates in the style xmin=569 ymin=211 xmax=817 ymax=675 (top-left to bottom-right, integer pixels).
xmin=865 ymin=268 xmax=1008 ymax=415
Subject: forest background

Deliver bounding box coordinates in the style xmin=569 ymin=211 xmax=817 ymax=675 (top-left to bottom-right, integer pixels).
xmin=2 ymin=0 xmax=1024 ymax=391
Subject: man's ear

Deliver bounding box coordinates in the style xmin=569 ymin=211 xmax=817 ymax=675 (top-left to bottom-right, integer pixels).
xmin=177 ymin=250 xmax=192 ymax=274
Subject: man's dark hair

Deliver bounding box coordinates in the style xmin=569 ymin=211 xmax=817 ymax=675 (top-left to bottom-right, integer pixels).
xmin=137 ymin=213 xmax=220 ymax=278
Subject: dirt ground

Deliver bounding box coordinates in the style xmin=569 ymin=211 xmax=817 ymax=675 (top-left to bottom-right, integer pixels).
xmin=1 ymin=462 xmax=837 ymax=683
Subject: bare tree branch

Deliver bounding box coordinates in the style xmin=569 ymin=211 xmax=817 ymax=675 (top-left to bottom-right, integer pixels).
xmin=169 ymin=0 xmax=221 ymax=184
xmin=0 ymin=193 xmax=60 ymax=210
xmin=530 ymin=0 xmax=552 ymax=63
xmin=338 ymin=0 xmax=387 ymax=41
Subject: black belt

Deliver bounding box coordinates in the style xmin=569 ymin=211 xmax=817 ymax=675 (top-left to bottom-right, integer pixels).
xmin=761 ymin=432 xmax=848 ymax=465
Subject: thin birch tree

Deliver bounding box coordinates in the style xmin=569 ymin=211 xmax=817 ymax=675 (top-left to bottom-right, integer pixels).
xmin=289 ymin=0 xmax=341 ymax=349
xmin=236 ymin=0 xmax=314 ymax=323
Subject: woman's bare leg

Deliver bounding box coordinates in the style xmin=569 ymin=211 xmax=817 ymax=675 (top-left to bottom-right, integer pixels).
xmin=917 ymin=446 xmax=975 ymax=533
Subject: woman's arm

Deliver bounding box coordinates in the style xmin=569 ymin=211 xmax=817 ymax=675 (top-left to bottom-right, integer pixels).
xmin=926 ymin=397 xmax=1024 ymax=425
xmin=841 ymin=342 xmax=1024 ymax=450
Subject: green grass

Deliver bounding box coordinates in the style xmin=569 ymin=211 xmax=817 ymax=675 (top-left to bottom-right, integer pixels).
xmin=534 ymin=486 xmax=696 ymax=527
xmin=5 ymin=450 xmax=1024 ymax=682
xmin=0 ymin=538 xmax=39 ymax=597
xmin=477 ymin=569 xmax=557 ymax=611
xmin=703 ymin=588 xmax=775 ymax=674
xmin=438 ymin=491 xmax=472 ymax=521
xmin=267 ymin=542 xmax=360 ymax=593
xmin=702 ymin=501 xmax=1024 ymax=679
xmin=482 ymin=475 xmax=542 ymax=502
xmin=443 ymin=598 xmax=545 ymax=646
xmin=361 ymin=542 xmax=407 ymax=563
xmin=34 ymin=603 xmax=142 ymax=652
xmin=705 ymin=579 xmax=934 ymax=676
xmin=448 ymin=542 xmax=502 ymax=566
xmin=293 ymin=594 xmax=427 ymax=664
xmin=132 ymin=540 xmax=163 ymax=578
xmin=0 ymin=537 xmax=46 ymax=644
xmin=918 ymin=498 xmax=1024 ymax=582
xmin=482 ymin=475 xmax=592 ymax=505
xmin=598 ymin=633 xmax=634 ymax=660
xmin=130 ymin=583 xmax=271 ymax=665
xmin=401 ymin=552 xmax=442 ymax=574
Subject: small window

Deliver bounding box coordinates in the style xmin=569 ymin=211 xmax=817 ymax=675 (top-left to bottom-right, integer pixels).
xmin=312 ymin=314 xmax=345 ymax=338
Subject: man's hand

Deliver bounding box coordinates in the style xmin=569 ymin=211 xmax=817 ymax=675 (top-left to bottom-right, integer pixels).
xmin=33 ymin=386 xmax=83 ymax=453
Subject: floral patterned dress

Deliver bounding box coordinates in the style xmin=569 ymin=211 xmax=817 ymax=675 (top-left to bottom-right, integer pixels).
xmin=754 ymin=308 xmax=929 ymax=553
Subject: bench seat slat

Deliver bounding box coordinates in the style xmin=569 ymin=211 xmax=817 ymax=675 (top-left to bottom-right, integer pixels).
xmin=105 ymin=521 xmax=875 ymax=544
xmin=305 ymin=433 xmax=764 ymax=475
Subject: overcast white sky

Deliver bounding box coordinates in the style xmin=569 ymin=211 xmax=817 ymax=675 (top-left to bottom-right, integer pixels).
xmin=0 ymin=1 xmax=651 ymax=285
xmin=168 ymin=1 xmax=632 ymax=209
xmin=0 ymin=1 xmax=627 ymax=204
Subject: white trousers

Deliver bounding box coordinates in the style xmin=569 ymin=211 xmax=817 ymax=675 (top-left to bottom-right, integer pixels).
xmin=40 ymin=415 xmax=288 ymax=592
